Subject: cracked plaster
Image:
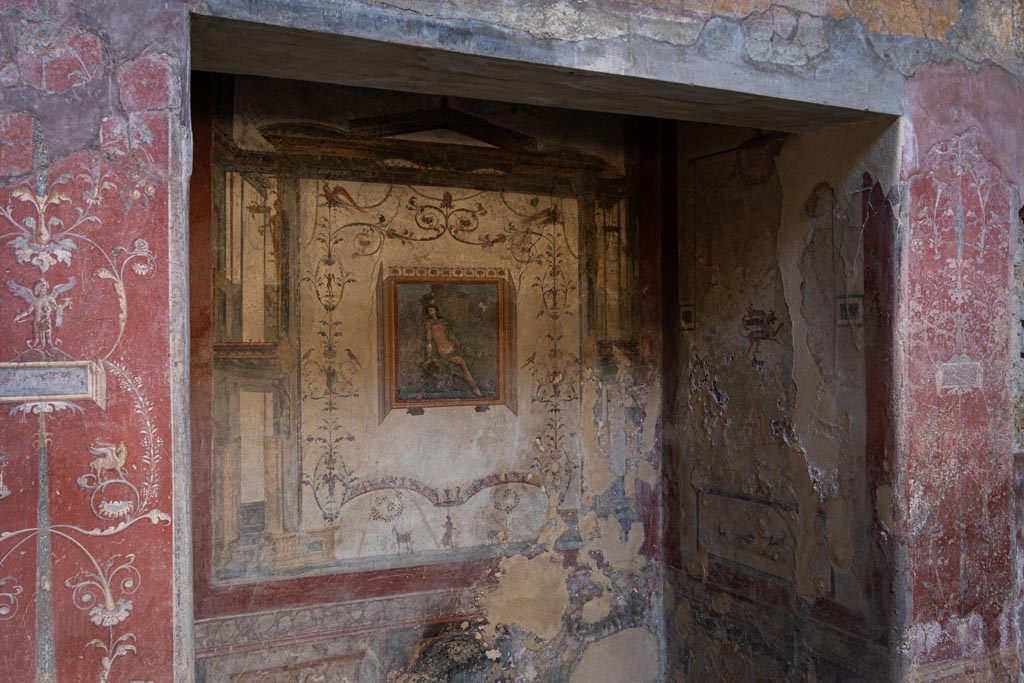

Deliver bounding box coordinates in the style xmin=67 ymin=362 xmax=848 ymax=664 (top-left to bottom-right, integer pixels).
xmin=0 ymin=0 xmax=1021 ymax=681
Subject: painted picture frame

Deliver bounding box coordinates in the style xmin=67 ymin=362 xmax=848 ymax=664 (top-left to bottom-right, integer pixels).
xmin=379 ymin=267 xmax=516 ymax=417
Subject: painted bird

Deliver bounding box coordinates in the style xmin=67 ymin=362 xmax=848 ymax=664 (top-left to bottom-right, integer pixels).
xmin=321 ymin=183 xmax=364 ymax=211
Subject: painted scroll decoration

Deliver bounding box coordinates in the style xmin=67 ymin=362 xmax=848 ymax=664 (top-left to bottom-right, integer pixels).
xmin=213 ymin=178 xmax=581 ymax=578
xmin=907 ymin=128 xmax=1013 ymax=398
xmin=0 ymin=157 xmax=165 ymax=683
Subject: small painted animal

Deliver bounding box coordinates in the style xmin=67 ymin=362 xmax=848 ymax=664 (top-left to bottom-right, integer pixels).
xmin=741 ymin=306 xmax=783 ymax=342
xmin=87 ymin=441 xmax=129 ymax=481
xmin=392 ymin=527 xmax=413 ymax=554
xmin=321 ymin=183 xmax=363 ymax=211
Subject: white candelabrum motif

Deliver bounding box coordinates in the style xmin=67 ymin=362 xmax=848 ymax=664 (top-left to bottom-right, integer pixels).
xmin=0 ymin=157 xmax=165 ymax=683
xmin=1 ymin=163 xmax=156 ymax=360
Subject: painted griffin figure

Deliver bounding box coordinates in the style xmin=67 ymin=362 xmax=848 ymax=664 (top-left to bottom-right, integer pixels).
xmin=87 ymin=441 xmax=129 ymax=481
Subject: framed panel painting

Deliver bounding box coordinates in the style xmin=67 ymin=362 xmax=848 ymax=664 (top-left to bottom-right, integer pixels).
xmin=380 ymin=267 xmax=515 ymax=416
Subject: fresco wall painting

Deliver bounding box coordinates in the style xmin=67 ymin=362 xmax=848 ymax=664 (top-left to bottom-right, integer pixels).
xmin=193 ymin=90 xmax=640 ymax=619
xmin=208 ymin=173 xmax=584 ymax=583
xmin=381 ymin=271 xmax=514 ymax=412
xmin=181 ymin=79 xmax=680 ymax=681
xmin=0 ymin=141 xmax=171 ymax=683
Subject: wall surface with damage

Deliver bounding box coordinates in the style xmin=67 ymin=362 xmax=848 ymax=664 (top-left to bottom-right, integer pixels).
xmin=190 ymin=76 xmax=665 ymax=682
xmin=0 ymin=0 xmax=1021 ymax=682
xmin=664 ymin=120 xmax=900 ymax=681
xmin=897 ymin=62 xmax=1024 ymax=682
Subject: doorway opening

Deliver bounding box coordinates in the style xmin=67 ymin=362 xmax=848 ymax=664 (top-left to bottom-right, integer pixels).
xmin=187 ymin=59 xmax=895 ymax=679
xmin=190 ymin=72 xmax=673 ymax=681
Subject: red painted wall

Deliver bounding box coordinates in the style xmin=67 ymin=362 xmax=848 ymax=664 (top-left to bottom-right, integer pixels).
xmin=0 ymin=2 xmax=187 ymax=680
xmin=1 ymin=1 xmax=1023 ymax=681
xmin=898 ymin=61 xmax=1024 ymax=675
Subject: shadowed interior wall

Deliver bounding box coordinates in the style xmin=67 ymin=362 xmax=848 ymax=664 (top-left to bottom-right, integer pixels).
xmin=663 ymin=120 xmax=901 ymax=682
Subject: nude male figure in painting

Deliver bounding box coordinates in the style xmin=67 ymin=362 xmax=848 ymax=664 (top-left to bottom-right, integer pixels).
xmin=423 ymin=302 xmax=482 ymax=397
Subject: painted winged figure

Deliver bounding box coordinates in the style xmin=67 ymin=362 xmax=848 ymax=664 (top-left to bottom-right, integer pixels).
xmin=8 ymin=277 xmax=76 ymax=350
xmin=87 ymin=441 xmax=129 ymax=481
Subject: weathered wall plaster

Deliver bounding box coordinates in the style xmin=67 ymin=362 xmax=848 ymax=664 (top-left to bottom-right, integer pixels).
xmin=187 ymin=77 xmax=666 ymax=682
xmin=569 ymin=626 xmax=661 ymax=683
xmin=664 ymin=119 xmax=902 ymax=681
xmin=0 ymin=0 xmax=1021 ymax=681
xmin=480 ymin=553 xmax=572 ymax=642
xmin=895 ymin=60 xmax=1024 ymax=681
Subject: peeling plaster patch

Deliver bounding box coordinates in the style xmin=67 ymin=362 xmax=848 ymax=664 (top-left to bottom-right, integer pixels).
xmin=623 ymin=466 xmax=636 ymax=499
xmin=582 ymin=512 xmax=645 ymax=571
xmin=583 ymin=381 xmax=616 ymax=498
xmin=591 ymin=479 xmax=636 ymax=540
xmin=640 ymin=383 xmax=662 ymax=468
xmin=607 ymin=385 xmax=627 ymax=477
xmin=580 ymin=592 xmax=613 ymax=623
xmin=568 ymin=628 xmax=659 ymax=683
xmin=777 ymin=181 xmax=843 ymax=477
xmin=825 ymin=495 xmax=852 ymax=570
xmin=639 ymin=457 xmax=657 ymax=485
xmin=786 ymin=450 xmax=826 ymax=600
xmin=480 ymin=553 xmax=569 ymax=641
xmin=536 ymin=491 xmax=570 ymax=548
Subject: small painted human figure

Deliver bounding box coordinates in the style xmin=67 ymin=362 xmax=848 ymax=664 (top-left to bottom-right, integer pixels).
xmin=322 ymin=470 xmax=344 ymax=500
xmin=441 ymin=512 xmax=455 ymax=548
xmin=8 ymin=277 xmax=76 ymax=349
xmin=423 ymin=303 xmax=482 ymax=397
